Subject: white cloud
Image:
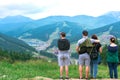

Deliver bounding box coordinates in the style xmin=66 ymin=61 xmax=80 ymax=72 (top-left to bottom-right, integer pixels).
xmin=0 ymin=0 xmax=120 ymax=19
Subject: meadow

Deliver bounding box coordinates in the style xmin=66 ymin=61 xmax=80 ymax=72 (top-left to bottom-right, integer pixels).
xmin=0 ymin=60 xmax=120 ymax=80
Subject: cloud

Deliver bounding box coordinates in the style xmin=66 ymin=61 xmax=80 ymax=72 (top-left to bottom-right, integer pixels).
xmin=0 ymin=0 xmax=56 ymax=18
xmin=0 ymin=0 xmax=120 ymax=19
xmin=5 ymin=4 xmax=44 ymax=14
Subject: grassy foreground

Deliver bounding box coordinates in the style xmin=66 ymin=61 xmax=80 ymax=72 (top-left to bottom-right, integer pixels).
xmin=0 ymin=60 xmax=120 ymax=80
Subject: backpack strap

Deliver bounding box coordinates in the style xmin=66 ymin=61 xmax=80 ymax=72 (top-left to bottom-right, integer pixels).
xmin=85 ymin=38 xmax=93 ymax=47
xmin=89 ymin=44 xmax=95 ymax=54
xmin=79 ymin=38 xmax=88 ymax=47
xmin=78 ymin=38 xmax=88 ymax=54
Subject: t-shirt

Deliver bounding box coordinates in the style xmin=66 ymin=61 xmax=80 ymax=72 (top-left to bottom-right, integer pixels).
xmin=93 ymin=43 xmax=102 ymax=52
xmin=77 ymin=37 xmax=88 ymax=46
xmin=58 ymin=38 xmax=70 ymax=51
xmin=108 ymin=45 xmax=118 ymax=53
xmin=107 ymin=45 xmax=119 ymax=63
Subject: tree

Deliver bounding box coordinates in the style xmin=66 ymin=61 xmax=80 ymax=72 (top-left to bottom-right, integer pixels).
xmin=101 ymin=45 xmax=107 ymax=65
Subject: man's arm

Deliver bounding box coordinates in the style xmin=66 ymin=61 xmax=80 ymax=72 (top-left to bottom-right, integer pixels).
xmin=76 ymin=46 xmax=79 ymax=53
xmin=99 ymin=47 xmax=102 ymax=53
xmin=76 ymin=38 xmax=86 ymax=53
xmin=90 ymin=39 xmax=100 ymax=43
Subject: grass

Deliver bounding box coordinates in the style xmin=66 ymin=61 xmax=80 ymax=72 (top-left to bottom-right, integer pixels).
xmin=0 ymin=60 xmax=120 ymax=80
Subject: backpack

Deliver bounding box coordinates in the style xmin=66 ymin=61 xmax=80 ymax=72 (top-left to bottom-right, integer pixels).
xmin=89 ymin=44 xmax=98 ymax=60
xmin=58 ymin=39 xmax=70 ymax=51
xmin=79 ymin=38 xmax=93 ymax=54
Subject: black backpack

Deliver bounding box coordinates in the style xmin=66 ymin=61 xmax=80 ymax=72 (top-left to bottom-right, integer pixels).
xmin=89 ymin=44 xmax=98 ymax=60
xmin=58 ymin=39 xmax=70 ymax=51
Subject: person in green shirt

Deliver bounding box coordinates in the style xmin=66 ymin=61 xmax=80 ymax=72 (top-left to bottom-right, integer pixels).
xmin=107 ymin=37 xmax=119 ymax=79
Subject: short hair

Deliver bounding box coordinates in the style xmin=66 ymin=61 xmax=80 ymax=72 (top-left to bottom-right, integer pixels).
xmin=110 ymin=37 xmax=115 ymax=43
xmin=91 ymin=34 xmax=98 ymax=39
xmin=82 ymin=30 xmax=88 ymax=36
xmin=60 ymin=32 xmax=66 ymax=37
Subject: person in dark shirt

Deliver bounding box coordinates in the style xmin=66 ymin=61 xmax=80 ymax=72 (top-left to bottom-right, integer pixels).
xmin=57 ymin=32 xmax=70 ymax=79
xmin=90 ymin=34 xmax=102 ymax=79
xmin=107 ymin=37 xmax=119 ymax=79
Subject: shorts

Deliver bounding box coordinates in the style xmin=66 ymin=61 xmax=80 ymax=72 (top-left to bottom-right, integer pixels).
xmin=58 ymin=51 xmax=70 ymax=66
xmin=78 ymin=53 xmax=90 ymax=66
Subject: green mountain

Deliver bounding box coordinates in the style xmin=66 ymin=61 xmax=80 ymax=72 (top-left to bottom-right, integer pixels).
xmin=89 ymin=21 xmax=120 ymax=37
xmin=19 ymin=21 xmax=83 ymax=41
xmin=104 ymin=11 xmax=120 ymax=20
xmin=0 ymin=15 xmax=33 ymax=23
xmin=1 ymin=11 xmax=120 ymax=37
xmin=31 ymin=14 xmax=119 ymax=29
xmin=0 ymin=15 xmax=34 ymax=33
xmin=0 ymin=32 xmax=35 ymax=52
xmin=1 ymin=11 xmax=120 ymax=52
xmin=18 ymin=21 xmax=83 ymax=51
xmin=17 ymin=20 xmax=120 ymax=51
xmin=89 ymin=21 xmax=120 ymax=44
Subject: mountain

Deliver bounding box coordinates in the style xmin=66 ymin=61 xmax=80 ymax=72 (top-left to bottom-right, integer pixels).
xmin=1 ymin=15 xmax=113 ymax=36
xmin=3 ymin=16 xmax=75 ymax=36
xmin=0 ymin=15 xmax=33 ymax=23
xmin=89 ymin=21 xmax=120 ymax=37
xmin=0 ymin=11 xmax=119 ymax=43
xmin=18 ymin=21 xmax=83 ymax=51
xmin=0 ymin=22 xmax=28 ymax=33
xmin=89 ymin=21 xmax=120 ymax=44
xmin=92 ymin=11 xmax=120 ymax=29
xmin=104 ymin=11 xmax=120 ymax=20
xmin=32 ymin=11 xmax=120 ymax=29
xmin=0 ymin=32 xmax=35 ymax=52
xmin=19 ymin=21 xmax=83 ymax=41
xmin=0 ymin=15 xmax=34 ymax=33
xmin=1 ymin=11 xmax=120 ymax=36
xmin=9 ymin=20 xmax=120 ymax=51
xmin=31 ymin=20 xmax=120 ymax=51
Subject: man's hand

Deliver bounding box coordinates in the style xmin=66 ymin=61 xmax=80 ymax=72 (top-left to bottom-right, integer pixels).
xmin=76 ymin=46 xmax=79 ymax=53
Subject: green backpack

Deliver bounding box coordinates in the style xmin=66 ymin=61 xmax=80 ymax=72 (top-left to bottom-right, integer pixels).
xmin=79 ymin=38 xmax=93 ymax=54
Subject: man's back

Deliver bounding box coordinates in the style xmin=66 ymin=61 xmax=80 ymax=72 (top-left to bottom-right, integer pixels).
xmin=77 ymin=37 xmax=93 ymax=54
xmin=58 ymin=38 xmax=70 ymax=51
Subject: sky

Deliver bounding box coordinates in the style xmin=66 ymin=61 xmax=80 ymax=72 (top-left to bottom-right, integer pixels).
xmin=0 ymin=0 xmax=120 ymax=20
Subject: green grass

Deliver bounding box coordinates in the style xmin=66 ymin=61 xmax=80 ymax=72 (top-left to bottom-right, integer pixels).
xmin=0 ymin=60 xmax=120 ymax=80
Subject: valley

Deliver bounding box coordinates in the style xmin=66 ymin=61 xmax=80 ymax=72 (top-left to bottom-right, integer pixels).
xmin=0 ymin=11 xmax=120 ymax=59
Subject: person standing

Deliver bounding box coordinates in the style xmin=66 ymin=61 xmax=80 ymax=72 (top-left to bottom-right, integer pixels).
xmin=57 ymin=32 xmax=70 ymax=79
xmin=90 ymin=34 xmax=102 ymax=79
xmin=107 ymin=37 xmax=119 ymax=79
xmin=76 ymin=30 xmax=90 ymax=79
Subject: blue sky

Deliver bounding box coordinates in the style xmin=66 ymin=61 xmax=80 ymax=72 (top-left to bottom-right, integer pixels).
xmin=0 ymin=0 xmax=120 ymax=19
